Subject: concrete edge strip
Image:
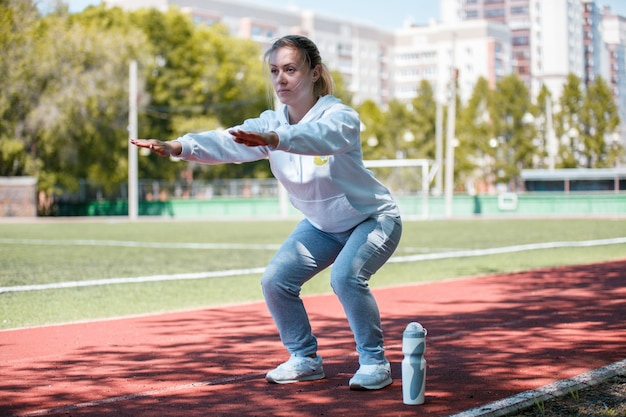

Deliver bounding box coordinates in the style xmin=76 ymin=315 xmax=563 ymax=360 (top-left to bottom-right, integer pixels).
xmin=447 ymin=358 xmax=626 ymax=417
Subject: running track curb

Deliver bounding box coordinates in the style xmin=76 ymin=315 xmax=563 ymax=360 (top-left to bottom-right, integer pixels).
xmin=448 ymin=358 xmax=626 ymax=417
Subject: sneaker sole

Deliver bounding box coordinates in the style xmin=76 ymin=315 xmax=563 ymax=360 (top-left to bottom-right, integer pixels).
xmin=349 ymin=376 xmax=393 ymax=391
xmin=266 ymin=372 xmax=325 ymax=384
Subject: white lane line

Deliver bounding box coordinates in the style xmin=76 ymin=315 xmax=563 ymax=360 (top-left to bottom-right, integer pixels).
xmin=0 ymin=238 xmax=281 ymax=250
xmin=389 ymin=237 xmax=626 ymax=263
xmin=0 ymin=268 xmax=266 ymax=293
xmin=1 ymin=237 xmax=625 ymax=294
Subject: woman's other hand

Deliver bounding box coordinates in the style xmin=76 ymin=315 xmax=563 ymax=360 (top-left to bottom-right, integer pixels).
xmin=130 ymin=139 xmax=182 ymax=157
xmin=229 ymin=130 xmax=278 ymax=148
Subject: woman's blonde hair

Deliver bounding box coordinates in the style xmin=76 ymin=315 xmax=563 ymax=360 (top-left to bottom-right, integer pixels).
xmin=263 ymin=35 xmax=334 ymax=106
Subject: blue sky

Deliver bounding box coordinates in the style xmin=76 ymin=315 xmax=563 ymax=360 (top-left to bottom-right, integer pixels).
xmin=64 ymin=0 xmax=626 ymax=29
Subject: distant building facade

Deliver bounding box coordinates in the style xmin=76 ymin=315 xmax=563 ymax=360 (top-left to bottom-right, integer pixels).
xmin=108 ymin=0 xmax=625 ymax=143
xmin=392 ymin=20 xmax=511 ymax=103
xmin=440 ymin=0 xmax=625 ymax=144
xmin=108 ymin=0 xmax=509 ymax=107
xmin=601 ymin=7 xmax=626 ymax=144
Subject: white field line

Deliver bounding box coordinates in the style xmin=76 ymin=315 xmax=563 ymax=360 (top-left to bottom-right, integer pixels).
xmin=0 ymin=238 xmax=281 ymax=250
xmin=388 ymin=237 xmax=626 ymax=263
xmin=0 ymin=268 xmax=267 ymax=294
xmin=1 ymin=237 xmax=625 ymax=294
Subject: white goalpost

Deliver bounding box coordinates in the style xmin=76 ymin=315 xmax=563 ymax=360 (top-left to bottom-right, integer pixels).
xmin=364 ymin=159 xmax=438 ymax=219
xmin=278 ymin=159 xmax=438 ymax=220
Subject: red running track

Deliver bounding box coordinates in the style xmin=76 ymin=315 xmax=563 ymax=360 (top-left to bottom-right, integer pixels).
xmin=2 ymin=260 xmax=625 ymax=416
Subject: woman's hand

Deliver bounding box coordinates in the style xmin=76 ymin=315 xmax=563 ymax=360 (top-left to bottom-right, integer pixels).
xmin=229 ymin=130 xmax=278 ymax=147
xmin=130 ymin=139 xmax=182 ymax=157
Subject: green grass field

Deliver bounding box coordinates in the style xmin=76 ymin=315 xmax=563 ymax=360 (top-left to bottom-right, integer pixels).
xmin=1 ymin=217 xmax=625 ymax=330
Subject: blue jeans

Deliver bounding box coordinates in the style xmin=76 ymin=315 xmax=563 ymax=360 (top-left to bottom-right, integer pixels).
xmin=261 ymin=214 xmax=402 ymax=365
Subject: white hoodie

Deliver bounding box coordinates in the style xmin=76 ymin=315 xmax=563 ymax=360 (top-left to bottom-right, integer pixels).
xmin=175 ymin=95 xmax=400 ymax=233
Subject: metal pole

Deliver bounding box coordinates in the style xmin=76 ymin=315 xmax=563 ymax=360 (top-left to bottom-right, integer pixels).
xmin=422 ymin=162 xmax=429 ymax=219
xmin=546 ymin=95 xmax=556 ymax=171
xmin=435 ymin=100 xmax=443 ymax=195
xmin=444 ymin=38 xmax=457 ymax=219
xmin=128 ymin=60 xmax=138 ymax=220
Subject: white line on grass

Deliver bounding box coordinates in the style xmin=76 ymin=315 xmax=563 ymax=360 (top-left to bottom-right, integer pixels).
xmin=388 ymin=237 xmax=626 ymax=263
xmin=0 ymin=238 xmax=281 ymax=250
xmin=0 ymin=268 xmax=266 ymax=294
xmin=1 ymin=237 xmax=625 ymax=294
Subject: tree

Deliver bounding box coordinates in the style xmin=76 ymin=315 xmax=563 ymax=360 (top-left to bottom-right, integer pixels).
xmin=407 ymin=80 xmax=437 ymax=160
xmin=0 ymin=0 xmax=44 ymax=178
xmin=457 ymin=76 xmax=496 ymax=193
xmin=491 ymin=74 xmax=535 ymax=187
xmin=1 ymin=1 xmax=150 ymax=196
xmin=382 ymin=99 xmax=413 ymax=160
xmin=580 ymin=76 xmax=621 ymax=167
xmin=331 ymin=70 xmax=354 ymax=106
xmin=530 ymin=84 xmax=553 ymax=169
xmin=357 ymin=99 xmax=387 ymax=160
xmin=555 ymin=73 xmax=585 ymax=168
xmin=131 ymin=8 xmax=269 ymax=182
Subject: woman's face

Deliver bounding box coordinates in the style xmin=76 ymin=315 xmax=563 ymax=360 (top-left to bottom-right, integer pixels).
xmin=269 ymin=46 xmax=319 ymax=105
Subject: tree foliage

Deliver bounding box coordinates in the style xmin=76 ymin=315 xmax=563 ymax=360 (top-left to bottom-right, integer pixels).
xmin=129 ymin=8 xmax=269 ymax=181
xmin=580 ymin=76 xmax=620 ymax=167
xmin=490 ymin=74 xmax=536 ymax=185
xmin=1 ymin=0 xmax=624 ymax=206
xmin=457 ymin=76 xmax=495 ymax=191
xmin=409 ymin=80 xmax=437 ymax=160
xmin=556 ymin=73 xmax=586 ymax=168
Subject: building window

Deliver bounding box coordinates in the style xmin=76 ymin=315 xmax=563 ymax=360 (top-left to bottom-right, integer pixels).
xmin=513 ymin=36 xmax=530 ymax=46
xmin=484 ymin=8 xmax=506 ymax=18
xmin=192 ymin=13 xmax=220 ymax=26
xmin=338 ymin=43 xmax=353 ymax=56
xmin=511 ymin=6 xmax=528 ymax=15
xmin=251 ymin=25 xmax=276 ymax=40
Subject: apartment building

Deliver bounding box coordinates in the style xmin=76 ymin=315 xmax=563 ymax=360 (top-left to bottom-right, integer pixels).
xmin=529 ymin=0 xmax=585 ymax=100
xmin=582 ymin=0 xmax=604 ymax=87
xmin=602 ymin=7 xmax=626 ymax=142
xmin=441 ymin=0 xmax=625 ymax=143
xmin=440 ymin=0 xmax=533 ymax=87
xmin=107 ymin=0 xmax=509 ymax=107
xmin=108 ymin=0 xmax=394 ymax=105
xmin=108 ymin=0 xmax=624 ymax=142
xmin=392 ymin=20 xmax=511 ymax=103
xmin=441 ymin=0 xmax=583 ymax=100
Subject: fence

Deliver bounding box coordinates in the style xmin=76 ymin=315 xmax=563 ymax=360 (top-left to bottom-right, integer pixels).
xmin=55 ymin=191 xmax=626 ymax=219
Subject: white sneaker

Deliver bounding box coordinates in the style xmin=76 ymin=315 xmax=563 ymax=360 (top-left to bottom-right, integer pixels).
xmin=349 ymin=361 xmax=392 ymax=390
xmin=266 ymin=355 xmax=325 ymax=384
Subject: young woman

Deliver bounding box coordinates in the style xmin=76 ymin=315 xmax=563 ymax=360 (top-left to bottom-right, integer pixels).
xmin=131 ymin=35 xmax=402 ymax=391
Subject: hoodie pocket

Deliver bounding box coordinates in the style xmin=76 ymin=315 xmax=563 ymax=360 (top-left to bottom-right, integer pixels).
xmin=289 ymin=193 xmax=368 ymax=233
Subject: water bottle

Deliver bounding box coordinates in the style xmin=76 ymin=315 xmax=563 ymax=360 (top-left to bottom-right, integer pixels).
xmin=402 ymin=322 xmax=427 ymax=405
